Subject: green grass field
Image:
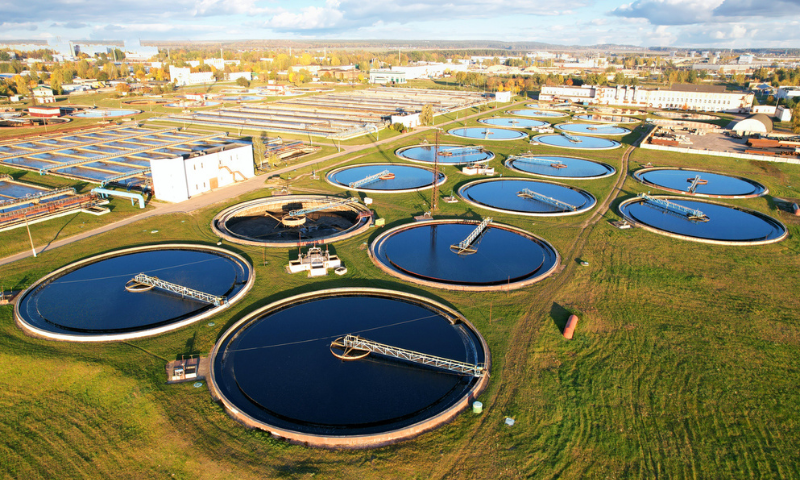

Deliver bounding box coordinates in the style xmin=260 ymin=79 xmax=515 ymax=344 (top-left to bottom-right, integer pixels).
xmin=1 ymin=99 xmax=800 ymax=479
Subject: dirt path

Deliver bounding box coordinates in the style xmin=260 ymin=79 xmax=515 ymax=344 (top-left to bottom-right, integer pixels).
xmin=430 ymin=127 xmax=648 ymax=479
xmin=0 ymin=101 xmax=524 ymax=267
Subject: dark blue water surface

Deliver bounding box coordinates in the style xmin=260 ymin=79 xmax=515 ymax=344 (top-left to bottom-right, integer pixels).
xmin=479 ymin=117 xmax=548 ymax=128
xmin=18 ymin=249 xmax=250 ymax=335
xmin=213 ymin=294 xmax=485 ymax=434
xmin=374 ymin=223 xmax=558 ymax=285
xmin=533 ymin=134 xmax=621 ymax=149
xmin=636 ymin=169 xmax=766 ymax=197
xmin=397 ymin=145 xmax=494 ymax=165
xmin=460 ymin=179 xmax=595 ymax=214
xmin=621 ymin=198 xmax=786 ymax=242
xmin=449 ymin=127 xmax=527 ymax=141
xmin=557 ymin=123 xmax=631 ymax=136
xmin=505 ymin=156 xmax=615 ymax=179
xmin=328 ymin=164 xmax=444 ymax=191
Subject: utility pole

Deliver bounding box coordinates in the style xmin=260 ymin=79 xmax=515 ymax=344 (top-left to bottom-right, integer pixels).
xmin=432 ymin=129 xmax=440 ymax=212
xmin=24 ymin=216 xmax=36 ymax=258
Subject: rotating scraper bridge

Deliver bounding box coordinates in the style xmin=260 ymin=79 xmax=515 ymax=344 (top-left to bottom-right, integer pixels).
xmin=154 ymin=88 xmax=490 ymax=140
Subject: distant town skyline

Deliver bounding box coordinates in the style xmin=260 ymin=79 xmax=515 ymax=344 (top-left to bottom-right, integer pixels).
xmin=2 ymin=0 xmax=800 ymax=48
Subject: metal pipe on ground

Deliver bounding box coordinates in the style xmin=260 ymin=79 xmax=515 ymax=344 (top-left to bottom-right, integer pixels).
xmin=91 ymin=187 xmax=146 ymax=209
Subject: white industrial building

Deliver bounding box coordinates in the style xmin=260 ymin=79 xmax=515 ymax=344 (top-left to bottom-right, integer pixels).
xmin=227 ymin=71 xmax=252 ymax=82
xmin=776 ymin=86 xmax=800 ymax=100
xmin=150 ymin=143 xmax=255 ymax=203
xmin=391 ymin=62 xmax=468 ymax=80
xmin=540 ymin=84 xmax=753 ymax=112
xmin=776 ymin=106 xmax=793 ymax=122
xmin=169 ymin=66 xmax=215 ymax=86
xmin=369 ymin=69 xmax=406 ymax=84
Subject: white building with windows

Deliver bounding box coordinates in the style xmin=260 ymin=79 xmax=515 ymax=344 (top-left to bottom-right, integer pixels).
xmin=540 ymin=84 xmax=753 ymax=112
xmin=777 ymin=86 xmax=800 ymax=100
xmin=150 ymin=143 xmax=255 ymax=203
xmin=169 ymin=66 xmax=215 ymax=86
xmin=369 ymin=69 xmax=406 ymax=84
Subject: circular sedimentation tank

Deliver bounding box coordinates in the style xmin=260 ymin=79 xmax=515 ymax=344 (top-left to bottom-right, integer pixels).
xmin=212 ymin=195 xmax=372 ymax=247
xmin=531 ymin=134 xmax=621 ymax=150
xmin=70 ymin=109 xmax=141 ymax=118
xmin=505 ymin=155 xmax=615 ymax=179
xmin=459 ymin=178 xmax=596 ymax=216
xmin=326 ymin=163 xmax=445 ymax=193
xmin=370 ymin=220 xmax=559 ymax=290
xmin=448 ymin=127 xmax=527 ymax=141
xmin=210 ymin=288 xmax=490 ymax=448
xmin=396 ymin=144 xmax=494 ymax=165
xmin=556 ymin=123 xmax=631 ymax=136
xmin=618 ymin=195 xmax=787 ymax=245
xmin=509 ymin=109 xmax=568 ymax=118
xmin=574 ymin=114 xmax=640 ymax=123
xmin=14 ymin=244 xmax=254 ymax=342
xmin=634 ymin=168 xmax=768 ymax=198
xmin=478 ymin=117 xmax=548 ymax=129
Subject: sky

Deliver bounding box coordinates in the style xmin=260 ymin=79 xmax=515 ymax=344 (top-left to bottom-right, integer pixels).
xmin=2 ymin=0 xmax=800 ymax=48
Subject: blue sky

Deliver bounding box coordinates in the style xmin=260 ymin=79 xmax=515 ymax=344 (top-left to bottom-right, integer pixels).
xmin=2 ymin=0 xmax=800 ymax=48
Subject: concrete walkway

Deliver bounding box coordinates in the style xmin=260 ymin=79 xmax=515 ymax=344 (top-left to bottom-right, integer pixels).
xmin=0 ymin=101 xmax=525 ymax=267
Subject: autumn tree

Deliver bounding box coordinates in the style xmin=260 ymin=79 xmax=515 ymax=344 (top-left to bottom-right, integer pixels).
xmin=420 ymin=104 xmax=434 ymax=126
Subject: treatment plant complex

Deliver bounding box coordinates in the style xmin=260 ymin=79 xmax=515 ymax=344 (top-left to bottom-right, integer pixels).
xmin=1 ymin=43 xmax=799 ymax=478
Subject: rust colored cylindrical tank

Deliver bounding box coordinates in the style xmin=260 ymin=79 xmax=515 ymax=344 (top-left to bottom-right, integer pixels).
xmin=793 ymin=203 xmax=799 ymax=216
xmin=563 ymin=314 xmax=578 ymax=340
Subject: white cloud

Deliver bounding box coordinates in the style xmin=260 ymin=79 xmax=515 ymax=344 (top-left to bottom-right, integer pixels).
xmin=611 ymin=0 xmax=724 ymax=25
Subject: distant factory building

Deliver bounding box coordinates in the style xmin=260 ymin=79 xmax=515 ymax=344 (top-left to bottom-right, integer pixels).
xmin=169 ymin=66 xmax=215 ymax=86
xmin=732 ymin=114 xmax=773 ymax=135
xmin=227 ymin=72 xmax=252 ymax=82
xmin=150 ymin=143 xmax=255 ymax=203
xmin=369 ymin=69 xmax=406 ymax=85
xmin=540 ymin=84 xmax=753 ymax=113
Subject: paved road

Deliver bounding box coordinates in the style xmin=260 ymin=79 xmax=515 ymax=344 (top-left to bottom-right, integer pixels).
xmin=0 ymin=102 xmax=524 ymax=267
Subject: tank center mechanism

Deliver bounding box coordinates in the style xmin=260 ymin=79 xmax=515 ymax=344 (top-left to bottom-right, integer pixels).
xmin=268 ymin=197 xmax=360 ymax=227
xmin=437 ymin=146 xmax=485 ymax=157
xmin=449 ymin=217 xmax=492 ymax=255
xmin=348 ymin=169 xmax=395 ymax=188
xmin=330 ymin=335 xmax=487 ymax=377
xmin=639 ymin=193 xmax=709 ymax=222
xmin=508 ymin=154 xmax=567 ymax=169
xmin=687 ymin=175 xmax=709 ymax=193
xmin=561 ymin=132 xmax=582 ymax=143
xmin=518 ymin=188 xmax=578 ymax=212
xmin=125 ymin=273 xmax=228 ymax=307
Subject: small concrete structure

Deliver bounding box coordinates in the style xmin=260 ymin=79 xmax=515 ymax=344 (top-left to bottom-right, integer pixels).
xmin=166 ymin=357 xmax=208 ymax=383
xmin=287 ymin=246 xmax=342 ymax=277
xmin=462 ymin=164 xmax=495 ymax=176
